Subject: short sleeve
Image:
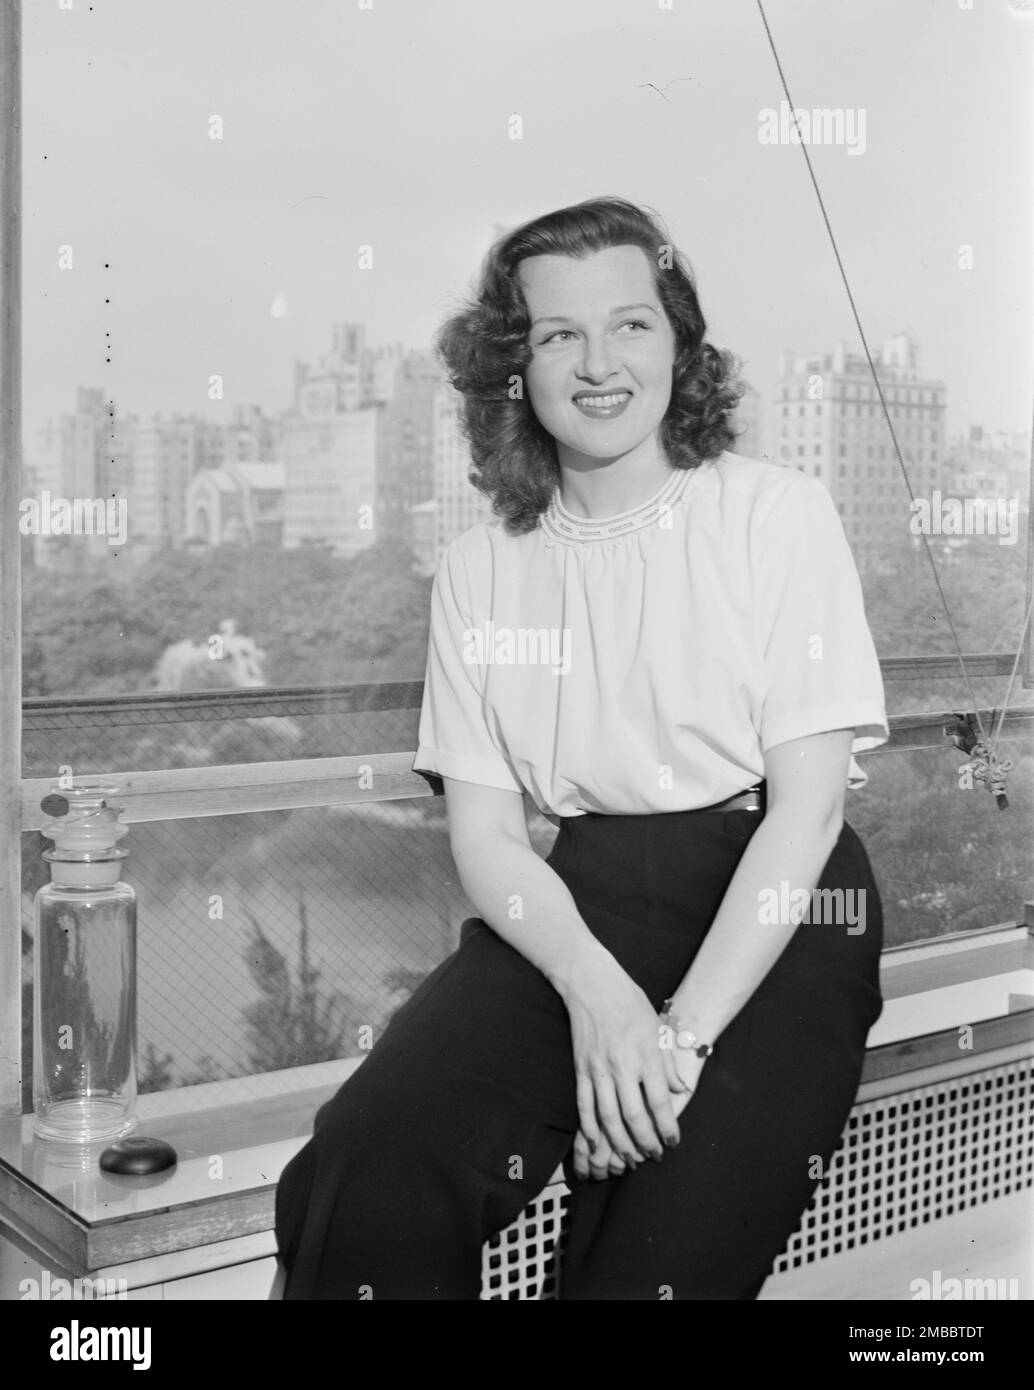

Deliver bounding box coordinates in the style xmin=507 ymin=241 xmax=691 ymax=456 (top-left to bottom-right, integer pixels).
xmin=752 ymin=477 xmax=889 ymax=774
xmin=411 ymin=542 xmax=526 ymax=794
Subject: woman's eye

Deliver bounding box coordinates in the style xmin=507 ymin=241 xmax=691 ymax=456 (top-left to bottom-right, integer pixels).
xmin=539 ymin=320 xmax=650 ymax=345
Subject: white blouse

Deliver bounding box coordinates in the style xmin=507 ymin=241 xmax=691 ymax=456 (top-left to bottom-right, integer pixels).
xmin=413 ymin=451 xmax=889 ymax=819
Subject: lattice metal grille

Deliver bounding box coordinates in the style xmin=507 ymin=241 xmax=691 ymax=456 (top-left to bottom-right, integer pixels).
xmin=775 ymin=1057 xmax=1034 ymax=1271
xmin=481 ymin=1183 xmax=569 ymax=1301
xmin=881 ymin=673 xmax=1034 ymax=719
xmin=22 ymin=684 xmax=425 ymax=777
xmin=22 ymin=674 xmax=1034 ymax=776
xmin=481 ymin=1058 xmax=1034 ymax=1299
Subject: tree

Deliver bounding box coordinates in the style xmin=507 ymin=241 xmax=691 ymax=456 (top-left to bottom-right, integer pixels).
xmin=178 ymin=1054 xmax=230 ymax=1086
xmin=848 ymin=747 xmax=1034 ymax=945
xmin=383 ymin=966 xmax=432 ymax=1002
xmin=22 ymin=533 xmax=433 ymax=700
xmin=861 ymin=523 xmax=1030 ymax=659
xmin=241 ymin=892 xmax=359 ymax=1071
xmin=138 ymin=1042 xmax=176 ymax=1094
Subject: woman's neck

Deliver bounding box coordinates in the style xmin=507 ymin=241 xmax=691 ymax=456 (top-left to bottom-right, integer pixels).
xmin=556 ymin=443 xmax=674 ymax=520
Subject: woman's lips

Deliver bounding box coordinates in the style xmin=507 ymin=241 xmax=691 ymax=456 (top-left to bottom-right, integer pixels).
xmin=572 ymin=391 xmax=632 ymax=420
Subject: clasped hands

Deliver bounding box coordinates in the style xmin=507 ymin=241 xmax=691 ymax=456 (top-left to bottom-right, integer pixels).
xmin=565 ymin=962 xmax=708 ymax=1183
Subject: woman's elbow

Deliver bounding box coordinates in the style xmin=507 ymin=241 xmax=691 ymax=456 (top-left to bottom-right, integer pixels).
xmin=764 ymin=798 xmax=845 ymax=855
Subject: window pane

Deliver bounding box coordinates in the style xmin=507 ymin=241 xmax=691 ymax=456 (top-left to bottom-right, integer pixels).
xmin=21 ymin=746 xmax=1033 ymax=1111
xmin=19 ymin=800 xmax=560 ymax=1109
xmin=20 ymin=0 xmax=1030 ymax=714
xmin=847 ymin=746 xmax=1034 ymax=948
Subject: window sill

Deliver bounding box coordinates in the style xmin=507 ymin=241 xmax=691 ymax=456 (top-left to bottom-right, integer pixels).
xmin=0 ymin=1058 xmax=361 ymax=1288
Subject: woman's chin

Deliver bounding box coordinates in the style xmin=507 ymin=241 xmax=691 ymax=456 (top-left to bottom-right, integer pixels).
xmin=557 ymin=439 xmax=656 ymax=470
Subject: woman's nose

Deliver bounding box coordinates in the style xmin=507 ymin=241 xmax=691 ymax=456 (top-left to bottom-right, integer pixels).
xmin=577 ymin=336 xmax=618 ymax=382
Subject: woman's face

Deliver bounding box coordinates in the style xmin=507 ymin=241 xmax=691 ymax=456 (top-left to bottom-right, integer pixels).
xmin=519 ymin=244 xmax=677 ymax=467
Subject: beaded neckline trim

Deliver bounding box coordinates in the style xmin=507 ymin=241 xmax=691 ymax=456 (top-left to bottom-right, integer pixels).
xmin=541 ymin=465 xmax=695 ymax=544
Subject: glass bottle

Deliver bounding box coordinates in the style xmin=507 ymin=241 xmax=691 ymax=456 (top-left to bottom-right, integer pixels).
xmin=33 ymin=781 xmax=138 ymax=1143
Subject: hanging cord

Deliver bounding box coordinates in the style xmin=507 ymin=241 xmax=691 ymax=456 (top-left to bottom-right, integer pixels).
xmin=944 ymin=395 xmax=1034 ymax=806
xmin=987 ymin=554 xmax=1034 ymax=750
xmin=954 ymin=537 xmax=1034 ymax=808
xmin=991 ymin=389 xmax=1034 ymax=753
xmin=755 ymin=0 xmax=1027 ymax=805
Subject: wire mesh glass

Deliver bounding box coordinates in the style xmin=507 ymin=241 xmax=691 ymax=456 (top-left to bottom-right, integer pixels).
xmin=21 ymin=731 xmax=1032 ymax=1110
xmin=20 ymin=798 xmax=559 ymax=1109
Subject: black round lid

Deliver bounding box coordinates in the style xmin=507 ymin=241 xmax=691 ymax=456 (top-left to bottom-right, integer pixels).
xmin=99 ymin=1136 xmax=178 ymax=1175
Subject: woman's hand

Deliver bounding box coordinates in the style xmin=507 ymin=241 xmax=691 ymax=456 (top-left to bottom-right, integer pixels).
xmin=571 ymin=1125 xmax=630 ymax=1181
xmin=562 ymin=959 xmax=692 ymax=1180
xmin=668 ymin=1045 xmax=707 ymax=1120
xmin=571 ymin=1024 xmax=707 ymax=1180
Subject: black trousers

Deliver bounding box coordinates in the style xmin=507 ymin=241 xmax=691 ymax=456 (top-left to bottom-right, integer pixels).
xmin=274 ymin=802 xmax=883 ymax=1300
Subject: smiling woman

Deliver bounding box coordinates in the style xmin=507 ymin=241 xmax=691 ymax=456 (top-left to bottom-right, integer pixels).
xmin=521 ymin=247 xmax=677 ymax=494
xmin=434 ymin=196 xmax=744 ymax=534
xmin=273 ymin=196 xmax=891 ymax=1301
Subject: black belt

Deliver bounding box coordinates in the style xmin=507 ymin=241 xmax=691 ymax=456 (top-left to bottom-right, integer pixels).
xmin=571 ymin=785 xmax=765 ymax=821
xmin=698 ymin=785 xmax=764 ymax=814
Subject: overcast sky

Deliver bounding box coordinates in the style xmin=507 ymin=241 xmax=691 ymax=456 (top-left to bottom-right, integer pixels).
xmin=21 ymin=0 xmax=1034 ymax=456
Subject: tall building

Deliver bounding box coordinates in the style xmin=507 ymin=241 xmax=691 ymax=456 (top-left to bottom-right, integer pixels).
xmin=28 ymin=387 xmax=129 ymax=504
xmin=63 ymin=388 xmax=112 ymax=498
xmin=375 ymin=351 xmax=439 ymax=542
xmin=946 ymin=426 xmax=1030 ymax=506
xmin=773 ymin=333 xmax=946 ymax=557
xmin=293 ymin=322 xmax=405 ymax=417
xmin=25 ymin=389 xmax=133 ymax=568
xmin=732 ymin=382 xmax=763 ymax=460
xmin=27 ymin=419 xmax=63 ymax=496
xmin=282 ymin=323 xmax=404 ymax=556
xmin=212 ymin=404 xmax=279 ymax=470
xmin=126 ymin=414 xmax=200 ymax=548
xmin=410 ymin=498 xmax=438 ymax=575
xmin=281 ymin=403 xmax=378 ymax=556
xmin=432 ymin=383 xmax=493 ymax=562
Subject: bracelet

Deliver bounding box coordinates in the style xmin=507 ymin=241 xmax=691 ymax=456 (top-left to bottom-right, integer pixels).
xmin=660 ymin=999 xmax=714 ymax=1058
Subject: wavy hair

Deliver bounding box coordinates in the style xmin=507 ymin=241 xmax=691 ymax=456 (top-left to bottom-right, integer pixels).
xmin=434 ymin=196 xmax=745 ymax=534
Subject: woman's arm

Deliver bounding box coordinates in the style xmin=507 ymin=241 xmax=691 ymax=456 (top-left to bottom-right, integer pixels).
xmin=442 ymin=776 xmax=688 ymax=1164
xmin=661 ymin=727 xmax=856 ymax=1116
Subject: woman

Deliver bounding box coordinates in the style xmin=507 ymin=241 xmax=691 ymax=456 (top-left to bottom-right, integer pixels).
xmin=274 ymin=196 xmax=889 ymax=1300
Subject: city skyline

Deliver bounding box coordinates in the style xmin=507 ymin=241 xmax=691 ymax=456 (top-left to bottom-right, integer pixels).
xmin=23 ymin=314 xmax=1030 ymax=583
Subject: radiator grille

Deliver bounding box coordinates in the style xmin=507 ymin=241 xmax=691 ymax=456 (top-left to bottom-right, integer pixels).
xmin=480 ymin=1187 xmax=569 ymax=1301
xmin=775 ymin=1057 xmax=1034 ymax=1272
xmin=481 ymin=1057 xmax=1034 ymax=1299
